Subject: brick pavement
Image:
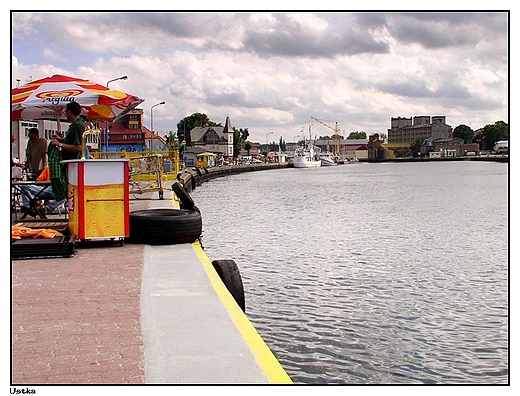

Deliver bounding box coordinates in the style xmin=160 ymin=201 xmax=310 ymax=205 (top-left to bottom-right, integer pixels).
xmin=11 ymin=195 xmax=155 ymax=384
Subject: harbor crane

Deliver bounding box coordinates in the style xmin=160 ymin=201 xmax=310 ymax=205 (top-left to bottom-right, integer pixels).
xmin=311 ymin=117 xmax=341 ymax=157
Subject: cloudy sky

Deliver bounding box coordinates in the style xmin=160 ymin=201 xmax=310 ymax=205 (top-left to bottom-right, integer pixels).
xmin=11 ymin=9 xmax=509 ymax=144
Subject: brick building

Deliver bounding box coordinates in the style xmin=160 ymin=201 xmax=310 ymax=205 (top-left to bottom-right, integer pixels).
xmin=387 ymin=115 xmax=452 ymax=144
xmin=101 ymin=108 xmax=146 ymax=152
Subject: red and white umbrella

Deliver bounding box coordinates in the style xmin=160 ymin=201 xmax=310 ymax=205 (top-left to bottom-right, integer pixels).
xmin=11 ymin=74 xmax=144 ymax=123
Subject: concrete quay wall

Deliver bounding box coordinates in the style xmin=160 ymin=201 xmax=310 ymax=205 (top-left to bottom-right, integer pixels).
xmin=178 ymin=162 xmax=290 ymax=192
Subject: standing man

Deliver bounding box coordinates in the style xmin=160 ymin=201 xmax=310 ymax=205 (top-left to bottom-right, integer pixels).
xmin=25 ymin=127 xmax=47 ymax=178
xmin=49 ymin=101 xmax=86 ymax=203
xmin=50 ymin=101 xmax=85 ymax=160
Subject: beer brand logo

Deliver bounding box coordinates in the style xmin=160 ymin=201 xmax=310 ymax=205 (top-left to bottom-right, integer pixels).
xmin=36 ymin=90 xmax=83 ymax=105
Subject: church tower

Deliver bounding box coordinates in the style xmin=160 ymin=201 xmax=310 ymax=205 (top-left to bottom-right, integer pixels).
xmin=223 ymin=116 xmax=234 ymax=157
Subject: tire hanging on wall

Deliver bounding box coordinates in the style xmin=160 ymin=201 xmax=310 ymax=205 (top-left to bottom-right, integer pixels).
xmin=212 ymin=259 xmax=246 ymax=312
xmin=171 ymin=181 xmax=196 ymax=210
xmin=128 ymin=208 xmax=202 ymax=245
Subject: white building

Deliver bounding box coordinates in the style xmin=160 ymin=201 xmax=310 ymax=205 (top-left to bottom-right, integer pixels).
xmin=189 ymin=116 xmax=234 ymax=158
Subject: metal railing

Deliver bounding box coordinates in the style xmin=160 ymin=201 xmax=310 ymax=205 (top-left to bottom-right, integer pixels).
xmin=89 ymin=150 xmax=186 ymax=200
xmin=127 ymin=154 xmax=165 ymax=199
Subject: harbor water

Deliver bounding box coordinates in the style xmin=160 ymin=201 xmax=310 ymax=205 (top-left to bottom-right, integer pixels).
xmin=191 ymin=161 xmax=509 ymax=384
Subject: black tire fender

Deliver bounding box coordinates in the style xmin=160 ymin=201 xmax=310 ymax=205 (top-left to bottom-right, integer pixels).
xmin=172 ymin=181 xmax=195 ymax=210
xmin=129 ymin=208 xmax=202 ymax=245
xmin=212 ymin=259 xmax=246 ymax=312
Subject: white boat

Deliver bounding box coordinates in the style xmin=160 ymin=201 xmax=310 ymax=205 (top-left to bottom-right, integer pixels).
xmin=320 ymin=152 xmax=337 ymax=166
xmin=294 ymin=126 xmax=321 ymax=168
xmin=294 ymin=150 xmax=321 ymax=168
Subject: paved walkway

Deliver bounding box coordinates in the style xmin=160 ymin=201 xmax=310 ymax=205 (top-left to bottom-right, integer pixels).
xmin=11 ymin=188 xmax=292 ymax=384
xmin=11 ymin=196 xmax=151 ymax=384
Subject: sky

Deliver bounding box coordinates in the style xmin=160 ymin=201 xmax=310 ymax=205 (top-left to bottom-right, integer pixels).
xmin=10 ymin=8 xmax=510 ymax=145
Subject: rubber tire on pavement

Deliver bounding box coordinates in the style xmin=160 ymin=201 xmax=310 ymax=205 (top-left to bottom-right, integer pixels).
xmin=212 ymin=259 xmax=246 ymax=312
xmin=171 ymin=181 xmax=196 ymax=210
xmin=129 ymin=208 xmax=202 ymax=245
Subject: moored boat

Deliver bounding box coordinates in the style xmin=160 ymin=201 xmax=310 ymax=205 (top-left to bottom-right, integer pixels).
xmin=320 ymin=152 xmax=337 ymax=166
xmin=294 ymin=151 xmax=321 ymax=168
xmin=294 ymin=125 xmax=321 ymax=168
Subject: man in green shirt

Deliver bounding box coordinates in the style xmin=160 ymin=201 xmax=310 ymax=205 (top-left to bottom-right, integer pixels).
xmin=50 ymin=101 xmax=85 ymax=160
xmin=49 ymin=101 xmax=85 ymax=200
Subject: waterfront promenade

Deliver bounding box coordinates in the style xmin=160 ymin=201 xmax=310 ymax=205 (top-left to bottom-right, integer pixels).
xmin=11 ymin=185 xmax=292 ymax=385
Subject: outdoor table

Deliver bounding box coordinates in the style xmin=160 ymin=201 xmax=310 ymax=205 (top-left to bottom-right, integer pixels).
xmin=11 ymin=180 xmax=52 ymax=219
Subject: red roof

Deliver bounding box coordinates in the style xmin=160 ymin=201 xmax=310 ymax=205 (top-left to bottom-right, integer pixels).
xmin=344 ymin=144 xmax=367 ymax=150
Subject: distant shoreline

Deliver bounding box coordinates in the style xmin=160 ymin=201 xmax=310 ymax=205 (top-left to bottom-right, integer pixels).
xmin=176 ymin=155 xmax=508 ymax=192
xmin=368 ymin=155 xmax=508 ymax=163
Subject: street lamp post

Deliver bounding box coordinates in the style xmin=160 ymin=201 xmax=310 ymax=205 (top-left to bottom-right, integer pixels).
xmin=105 ymin=75 xmax=128 ymax=157
xmin=265 ymin=131 xmax=273 ymax=163
xmin=150 ymin=101 xmax=165 ymax=151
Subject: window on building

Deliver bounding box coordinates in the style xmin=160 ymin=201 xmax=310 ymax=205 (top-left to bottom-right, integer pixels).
xmin=205 ymin=130 xmax=219 ymax=145
xmin=127 ymin=114 xmax=140 ymax=130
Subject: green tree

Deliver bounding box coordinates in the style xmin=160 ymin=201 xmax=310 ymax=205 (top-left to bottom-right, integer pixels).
xmin=241 ymin=128 xmax=250 ymax=143
xmin=232 ymin=127 xmax=249 ymax=158
xmin=379 ymin=133 xmax=387 ymax=143
xmin=347 ymin=131 xmax=367 ymax=139
xmin=232 ymin=128 xmax=240 ymax=158
xmin=264 ymin=140 xmax=279 ymax=155
xmin=481 ymin=121 xmax=508 ymax=151
xmin=279 ymin=136 xmax=286 ymax=152
xmin=453 ymin=124 xmax=474 ymax=144
xmin=244 ymin=141 xmax=252 ymax=156
xmin=176 ymin=113 xmax=220 ymax=147
xmin=410 ymin=136 xmax=424 ymax=157
xmin=319 ymin=134 xmax=345 ymax=140
xmin=166 ymin=130 xmax=181 ymax=151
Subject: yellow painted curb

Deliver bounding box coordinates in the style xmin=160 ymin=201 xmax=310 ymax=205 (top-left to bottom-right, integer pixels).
xmin=191 ymin=242 xmax=293 ymax=384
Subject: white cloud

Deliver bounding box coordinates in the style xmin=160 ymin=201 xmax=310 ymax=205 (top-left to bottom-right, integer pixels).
xmin=11 ymin=11 xmax=509 ymax=142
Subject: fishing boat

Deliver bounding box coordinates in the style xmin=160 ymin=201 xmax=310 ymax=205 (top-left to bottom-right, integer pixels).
xmin=294 ymin=126 xmax=321 ymax=168
xmin=294 ymin=149 xmax=321 ymax=168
